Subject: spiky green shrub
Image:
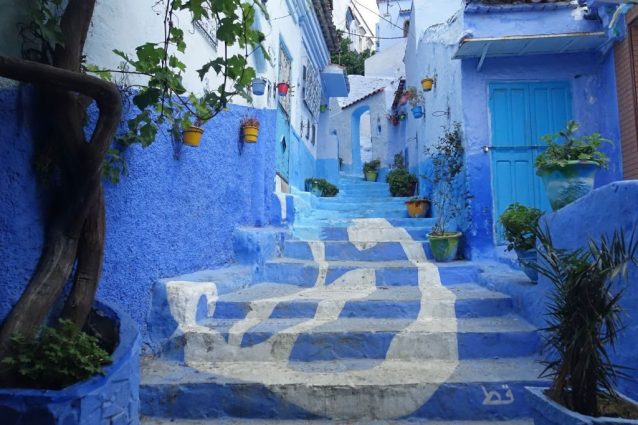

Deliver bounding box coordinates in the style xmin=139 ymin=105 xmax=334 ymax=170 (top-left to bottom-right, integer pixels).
xmin=531 ymin=226 xmax=638 ymax=416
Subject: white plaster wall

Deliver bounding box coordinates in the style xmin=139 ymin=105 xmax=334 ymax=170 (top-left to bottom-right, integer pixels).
xmin=405 ymin=0 xmax=465 ymax=188
xmin=365 ymin=39 xmax=406 ymax=78
xmin=332 ymin=0 xmax=378 ymax=53
xmin=375 ymin=0 xmax=411 ymax=52
xmin=360 ymin=111 xmax=372 ymax=162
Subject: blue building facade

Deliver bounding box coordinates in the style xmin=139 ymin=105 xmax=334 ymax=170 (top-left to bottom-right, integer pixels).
xmin=404 ymin=0 xmax=630 ymax=258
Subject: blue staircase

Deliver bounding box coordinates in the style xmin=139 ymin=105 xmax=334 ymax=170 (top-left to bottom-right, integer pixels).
xmin=140 ymin=176 xmax=546 ymax=424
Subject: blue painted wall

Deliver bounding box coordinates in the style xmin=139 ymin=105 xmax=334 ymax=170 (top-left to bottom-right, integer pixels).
xmin=462 ymin=52 xmax=622 ymax=258
xmin=287 ymin=128 xmax=316 ymax=191
xmin=0 ymin=88 xmax=277 ymax=344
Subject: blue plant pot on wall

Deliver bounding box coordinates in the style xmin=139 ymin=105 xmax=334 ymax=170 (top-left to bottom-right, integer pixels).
xmin=251 ymin=78 xmax=267 ymax=96
xmin=525 ymin=387 xmax=638 ymax=425
xmin=537 ymin=161 xmax=599 ymax=211
xmin=411 ymin=105 xmax=424 ymax=119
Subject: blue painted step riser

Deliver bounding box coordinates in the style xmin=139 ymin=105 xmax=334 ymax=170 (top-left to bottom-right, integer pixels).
xmin=211 ymin=297 xmax=514 ymax=321
xmin=140 ymin=379 xmax=547 ymax=420
xmin=306 ymin=212 xmax=422 ymax=219
xmin=283 ymin=241 xmax=430 ymax=262
xmin=261 ymin=264 xmax=479 ymax=287
xmin=286 ymin=332 xmax=540 ymax=361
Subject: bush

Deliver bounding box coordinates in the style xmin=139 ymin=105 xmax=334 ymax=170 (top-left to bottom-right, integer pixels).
xmin=305 ymin=178 xmax=339 ymax=197
xmin=1 ymin=319 xmax=112 ymax=389
xmin=499 ymin=203 xmax=543 ymax=252
xmin=386 ymin=168 xmax=417 ymax=197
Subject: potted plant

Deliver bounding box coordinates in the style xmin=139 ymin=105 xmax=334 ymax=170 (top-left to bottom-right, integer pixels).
xmin=525 ymin=226 xmax=638 ymax=424
xmin=421 ymin=77 xmax=434 ymax=91
xmin=363 ymin=159 xmax=381 ymax=182
xmin=306 ymin=178 xmax=339 ymax=197
xmin=251 ymin=77 xmax=267 ymax=96
xmin=405 ymin=196 xmax=430 ymax=218
xmin=405 ymin=86 xmax=424 ymax=119
xmin=499 ymin=203 xmax=543 ymax=282
xmin=182 ymin=118 xmax=204 ymax=147
xmin=535 ymin=120 xmax=610 ymax=211
xmin=320 ymin=104 xmax=328 ymax=113
xmin=398 ymin=112 xmax=407 ymax=121
xmin=425 ymin=123 xmax=465 ymax=262
xmin=277 ymin=82 xmax=290 ymax=96
xmin=240 ymin=116 xmax=260 ymax=143
xmin=386 ymin=153 xmax=417 ymax=197
xmin=387 ymin=112 xmax=400 ymax=126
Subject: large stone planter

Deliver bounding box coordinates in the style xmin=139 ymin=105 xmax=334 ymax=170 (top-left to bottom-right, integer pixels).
xmin=537 ymin=160 xmax=599 ymax=211
xmin=526 ymin=387 xmax=638 ymax=425
xmin=0 ymin=301 xmax=141 ymax=425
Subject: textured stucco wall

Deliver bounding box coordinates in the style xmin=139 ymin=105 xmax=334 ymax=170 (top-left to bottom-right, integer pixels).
xmin=462 ymin=52 xmax=623 ymax=257
xmin=0 ymin=88 xmax=277 ymax=342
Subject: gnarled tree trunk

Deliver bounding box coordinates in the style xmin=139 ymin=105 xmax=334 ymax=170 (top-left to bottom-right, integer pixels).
xmin=0 ymin=0 xmax=121 ymax=358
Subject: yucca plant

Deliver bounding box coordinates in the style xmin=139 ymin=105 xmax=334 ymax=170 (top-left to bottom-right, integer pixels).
xmin=530 ymin=225 xmax=638 ymax=417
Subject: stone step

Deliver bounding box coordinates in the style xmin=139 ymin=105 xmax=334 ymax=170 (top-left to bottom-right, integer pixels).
xmin=140 ymin=358 xmax=547 ymax=420
xmin=302 ymin=210 xmax=416 ymax=219
xmin=187 ymin=315 xmax=539 ymax=362
xmin=283 ymin=240 xmax=432 ymax=262
xmin=210 ymin=283 xmax=514 ymax=321
xmin=142 ymin=418 xmax=535 ymax=425
xmin=260 ymin=259 xmax=479 ymax=287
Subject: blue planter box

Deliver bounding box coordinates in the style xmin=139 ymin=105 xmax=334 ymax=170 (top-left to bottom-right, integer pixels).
xmin=0 ymin=301 xmax=141 ymax=425
xmin=526 ymin=387 xmax=638 ymax=425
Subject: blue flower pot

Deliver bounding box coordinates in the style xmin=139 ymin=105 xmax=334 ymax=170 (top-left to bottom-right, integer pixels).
xmin=526 ymin=387 xmax=638 ymax=425
xmin=251 ymin=78 xmax=267 ymax=96
xmin=411 ymin=106 xmax=424 ymax=119
xmin=515 ymin=249 xmax=537 ymax=283
xmin=537 ymin=161 xmax=599 ymax=211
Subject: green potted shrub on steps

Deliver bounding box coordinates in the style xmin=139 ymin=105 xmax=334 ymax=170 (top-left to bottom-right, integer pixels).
xmin=525 ymin=225 xmax=638 ymax=424
xmin=536 ymin=120 xmax=610 ymax=211
xmin=499 ymin=203 xmax=542 ymax=282
xmin=305 ymin=178 xmax=339 ymax=197
xmin=425 ymin=124 xmax=465 ymax=262
xmin=363 ymin=159 xmax=381 ymax=182
xmin=386 ymin=153 xmax=417 ymax=197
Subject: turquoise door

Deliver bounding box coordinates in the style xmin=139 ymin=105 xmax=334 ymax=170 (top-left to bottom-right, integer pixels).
xmin=489 ymin=82 xmax=572 ymax=240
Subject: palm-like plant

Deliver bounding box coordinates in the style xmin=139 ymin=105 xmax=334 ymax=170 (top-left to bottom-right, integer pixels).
xmin=530 ymin=225 xmax=638 ymax=416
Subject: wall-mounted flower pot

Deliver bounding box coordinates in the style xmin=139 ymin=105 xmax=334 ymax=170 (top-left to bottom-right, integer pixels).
xmin=183 ymin=126 xmax=204 ymax=147
xmin=525 ymin=387 xmax=638 ymax=425
xmin=365 ymin=171 xmax=378 ymax=182
xmin=515 ymin=249 xmax=537 ymax=283
xmin=251 ymin=78 xmax=267 ymax=96
xmin=411 ymin=105 xmax=424 ymax=119
xmin=421 ymin=78 xmax=434 ymax=91
xmin=405 ymin=199 xmax=430 ymax=218
xmin=428 ymin=232 xmax=462 ymax=262
xmin=277 ymin=82 xmax=289 ymax=96
xmin=398 ymin=113 xmax=406 ymax=121
xmin=320 ymin=104 xmax=328 ymax=113
xmin=399 ymin=94 xmax=409 ymax=105
xmin=537 ymin=160 xmax=599 ymax=211
xmin=242 ymin=125 xmax=259 ymax=143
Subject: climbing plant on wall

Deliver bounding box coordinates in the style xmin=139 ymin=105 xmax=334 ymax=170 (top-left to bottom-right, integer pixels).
xmin=0 ymin=0 xmax=266 ymax=360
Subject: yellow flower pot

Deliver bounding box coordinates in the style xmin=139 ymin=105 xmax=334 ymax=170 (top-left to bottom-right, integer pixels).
xmin=405 ymin=199 xmax=430 ymax=218
xmin=183 ymin=126 xmax=204 ymax=147
xmin=243 ymin=125 xmax=259 ymax=143
xmin=421 ymin=78 xmax=434 ymax=92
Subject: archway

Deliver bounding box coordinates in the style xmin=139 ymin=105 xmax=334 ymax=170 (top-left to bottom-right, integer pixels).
xmin=350 ymin=104 xmax=371 ymax=177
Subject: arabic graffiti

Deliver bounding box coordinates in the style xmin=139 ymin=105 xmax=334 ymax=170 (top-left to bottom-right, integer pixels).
xmin=481 ymin=384 xmax=514 ymax=406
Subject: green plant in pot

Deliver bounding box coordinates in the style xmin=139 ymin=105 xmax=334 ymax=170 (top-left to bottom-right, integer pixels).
xmin=499 ymin=203 xmax=542 ymax=282
xmin=525 ymin=225 xmax=638 ymax=423
xmin=536 ymin=120 xmax=610 ymax=211
xmin=425 ymin=123 xmax=465 ymax=262
xmin=386 ymin=153 xmax=417 ymax=197
xmin=305 ymin=178 xmax=339 ymax=197
xmin=363 ymin=159 xmax=381 ymax=182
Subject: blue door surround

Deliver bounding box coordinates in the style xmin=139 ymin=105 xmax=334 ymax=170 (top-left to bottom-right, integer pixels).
xmin=489 ymin=81 xmax=572 ymax=241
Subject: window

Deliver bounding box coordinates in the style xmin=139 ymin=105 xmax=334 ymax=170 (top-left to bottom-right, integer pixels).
xmin=278 ymin=42 xmax=292 ymax=115
xmin=346 ymin=7 xmax=355 ymax=30
xmin=302 ymin=58 xmax=321 ymax=118
xmin=403 ymin=20 xmax=410 ymax=38
xmin=195 ymin=17 xmax=218 ymax=50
